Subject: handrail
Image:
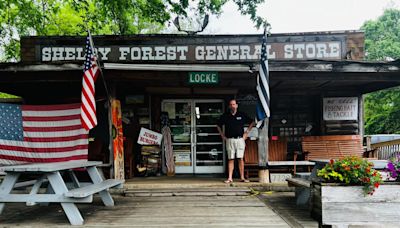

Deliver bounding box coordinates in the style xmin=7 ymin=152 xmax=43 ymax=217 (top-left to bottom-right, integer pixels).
xmin=371 ymin=139 xmax=400 ymax=148
xmin=371 ymin=139 xmax=400 ymax=160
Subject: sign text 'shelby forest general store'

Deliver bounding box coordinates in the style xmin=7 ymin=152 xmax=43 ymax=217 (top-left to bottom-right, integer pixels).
xmin=41 ymin=41 xmax=342 ymax=62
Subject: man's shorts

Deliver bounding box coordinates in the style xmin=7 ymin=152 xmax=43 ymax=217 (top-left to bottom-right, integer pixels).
xmin=226 ymin=138 xmax=246 ymax=159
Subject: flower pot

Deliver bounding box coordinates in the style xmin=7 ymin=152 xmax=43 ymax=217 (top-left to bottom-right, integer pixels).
xmin=311 ymin=181 xmax=400 ymax=227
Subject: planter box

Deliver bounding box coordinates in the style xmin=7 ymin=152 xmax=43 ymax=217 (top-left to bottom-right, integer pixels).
xmin=311 ymin=181 xmax=400 ymax=227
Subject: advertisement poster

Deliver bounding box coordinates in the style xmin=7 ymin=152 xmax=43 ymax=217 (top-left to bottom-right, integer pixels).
xmin=137 ymin=127 xmax=163 ymax=145
xmin=112 ymin=99 xmax=125 ymax=180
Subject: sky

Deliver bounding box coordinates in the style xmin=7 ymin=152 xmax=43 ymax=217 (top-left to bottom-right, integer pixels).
xmin=205 ymin=0 xmax=400 ymax=34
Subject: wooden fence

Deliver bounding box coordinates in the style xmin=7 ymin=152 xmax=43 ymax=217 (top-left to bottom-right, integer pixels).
xmin=370 ymin=139 xmax=400 ymax=160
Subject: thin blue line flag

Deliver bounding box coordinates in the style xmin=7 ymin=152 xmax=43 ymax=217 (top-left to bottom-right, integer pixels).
xmin=256 ymin=27 xmax=270 ymax=128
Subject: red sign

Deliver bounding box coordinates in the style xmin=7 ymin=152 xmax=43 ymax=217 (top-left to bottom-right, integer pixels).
xmin=271 ymin=136 xmax=279 ymax=141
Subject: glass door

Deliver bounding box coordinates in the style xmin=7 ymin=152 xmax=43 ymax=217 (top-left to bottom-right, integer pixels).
xmin=162 ymin=99 xmax=224 ymax=174
xmin=194 ymin=100 xmax=224 ymax=173
xmin=162 ymin=100 xmax=193 ymax=173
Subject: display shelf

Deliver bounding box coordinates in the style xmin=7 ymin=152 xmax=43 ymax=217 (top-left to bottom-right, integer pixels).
xmin=198 ymin=113 xmax=220 ymax=116
xmin=196 ymin=160 xmax=223 ymax=163
xmin=196 ymin=151 xmax=223 ymax=154
xmin=140 ymin=145 xmax=161 ymax=176
xmin=197 ymin=133 xmax=219 ymax=136
xmin=196 ymin=142 xmax=223 ymax=145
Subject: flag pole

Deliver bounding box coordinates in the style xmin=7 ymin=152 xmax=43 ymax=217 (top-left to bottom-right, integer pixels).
xmin=87 ymin=30 xmax=111 ymax=100
xmin=87 ymin=29 xmax=114 ymax=177
xmin=257 ymin=24 xmax=270 ymax=183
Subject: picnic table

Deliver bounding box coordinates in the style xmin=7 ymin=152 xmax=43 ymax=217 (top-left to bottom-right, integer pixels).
xmin=0 ymin=161 xmax=124 ymax=225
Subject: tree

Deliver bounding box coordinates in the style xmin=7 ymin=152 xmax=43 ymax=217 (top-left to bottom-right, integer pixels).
xmin=0 ymin=0 xmax=266 ymax=62
xmin=0 ymin=92 xmax=20 ymax=98
xmin=362 ymin=8 xmax=400 ymax=134
xmin=362 ymin=8 xmax=400 ymax=61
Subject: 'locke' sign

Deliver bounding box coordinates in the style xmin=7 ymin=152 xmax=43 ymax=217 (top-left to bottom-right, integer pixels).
xmin=188 ymin=72 xmax=219 ymax=84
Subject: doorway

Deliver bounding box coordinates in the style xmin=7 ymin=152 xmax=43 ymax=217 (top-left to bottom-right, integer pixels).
xmin=162 ymin=99 xmax=225 ymax=174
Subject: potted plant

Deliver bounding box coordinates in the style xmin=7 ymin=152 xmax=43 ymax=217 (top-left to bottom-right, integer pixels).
xmin=317 ymin=156 xmax=382 ymax=195
xmin=310 ymin=156 xmax=399 ymax=227
xmin=386 ymin=154 xmax=400 ymax=181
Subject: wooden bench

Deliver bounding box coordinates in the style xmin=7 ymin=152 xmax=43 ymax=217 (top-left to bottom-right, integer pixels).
xmin=267 ymin=160 xmax=315 ymax=174
xmin=302 ymin=135 xmax=364 ymax=160
xmin=65 ymin=179 xmax=123 ymax=198
xmin=244 ymin=138 xmax=315 ymax=180
xmin=244 ymin=138 xmax=293 ymax=178
xmin=287 ymin=176 xmax=311 ymax=205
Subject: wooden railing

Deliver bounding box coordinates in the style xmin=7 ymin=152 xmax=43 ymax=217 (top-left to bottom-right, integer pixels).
xmin=371 ymin=139 xmax=400 ymax=160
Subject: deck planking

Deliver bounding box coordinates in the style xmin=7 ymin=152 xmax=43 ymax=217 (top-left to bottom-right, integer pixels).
xmin=0 ymin=195 xmax=290 ymax=227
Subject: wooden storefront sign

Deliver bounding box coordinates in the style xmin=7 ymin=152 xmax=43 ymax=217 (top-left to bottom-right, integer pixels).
xmin=323 ymin=97 xmax=358 ymax=120
xmin=23 ymin=31 xmax=366 ymax=63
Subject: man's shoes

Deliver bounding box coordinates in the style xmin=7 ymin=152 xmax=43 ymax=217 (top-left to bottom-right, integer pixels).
xmin=224 ymin=179 xmax=233 ymax=183
xmin=240 ymin=179 xmax=250 ymax=183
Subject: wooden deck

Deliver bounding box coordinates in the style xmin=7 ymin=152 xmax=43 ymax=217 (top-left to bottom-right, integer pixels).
xmin=0 ymin=194 xmax=291 ymax=227
xmin=258 ymin=191 xmax=319 ymax=228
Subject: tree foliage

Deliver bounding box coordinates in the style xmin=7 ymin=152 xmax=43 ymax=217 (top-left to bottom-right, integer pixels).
xmin=362 ymin=8 xmax=400 ymax=61
xmin=362 ymin=8 xmax=400 ymax=134
xmin=0 ymin=0 xmax=266 ymax=62
xmin=0 ymin=92 xmax=20 ymax=98
xmin=364 ymin=87 xmax=400 ymax=134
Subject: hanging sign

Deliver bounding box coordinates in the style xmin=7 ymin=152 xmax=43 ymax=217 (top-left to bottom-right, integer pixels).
xmin=323 ymin=97 xmax=358 ymax=120
xmin=188 ymin=72 xmax=219 ymax=84
xmin=137 ymin=127 xmax=163 ymax=145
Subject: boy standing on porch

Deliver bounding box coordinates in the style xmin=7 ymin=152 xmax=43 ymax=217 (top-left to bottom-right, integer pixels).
xmin=217 ymin=99 xmax=255 ymax=183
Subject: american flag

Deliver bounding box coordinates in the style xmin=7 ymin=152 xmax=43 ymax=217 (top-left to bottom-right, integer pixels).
xmin=256 ymin=27 xmax=270 ymax=128
xmin=0 ymin=103 xmax=88 ymax=165
xmin=81 ymin=33 xmax=99 ymax=131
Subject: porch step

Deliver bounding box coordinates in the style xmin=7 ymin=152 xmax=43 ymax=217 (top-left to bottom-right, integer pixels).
xmin=124 ymin=187 xmax=251 ymax=197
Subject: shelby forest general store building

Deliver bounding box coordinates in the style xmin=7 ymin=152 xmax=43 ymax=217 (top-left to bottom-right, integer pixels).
xmin=1 ymin=30 xmax=400 ymax=180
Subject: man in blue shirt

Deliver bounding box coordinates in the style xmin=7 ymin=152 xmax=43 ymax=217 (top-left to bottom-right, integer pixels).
xmin=217 ymin=99 xmax=255 ymax=183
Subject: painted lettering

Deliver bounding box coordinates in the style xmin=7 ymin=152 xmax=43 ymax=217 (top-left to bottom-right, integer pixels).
xmin=284 ymin=44 xmax=294 ymax=58
xmin=195 ymin=46 xmax=205 ymax=60
xmin=76 ymin=47 xmax=85 ymax=60
xmin=176 ymin=46 xmax=188 ymax=60
xmin=42 ymin=47 xmax=52 ymax=61
xmin=119 ymin=47 xmax=130 ymax=60
xmin=131 ymin=47 xmax=141 ymax=60
xmin=64 ymin=47 xmax=76 ymax=60
xmin=154 ymin=46 xmax=166 ymax=60
xmin=229 ymin=45 xmax=240 ymax=60
xmin=97 ymin=47 xmax=111 ymax=60
xmin=166 ymin=46 xmax=176 ymax=60
xmin=52 ymin=47 xmax=64 ymax=61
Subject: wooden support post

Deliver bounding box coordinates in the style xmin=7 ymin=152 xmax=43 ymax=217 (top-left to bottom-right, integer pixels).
xmin=258 ymin=169 xmax=270 ymax=183
xmin=257 ymin=119 xmax=269 ymax=183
